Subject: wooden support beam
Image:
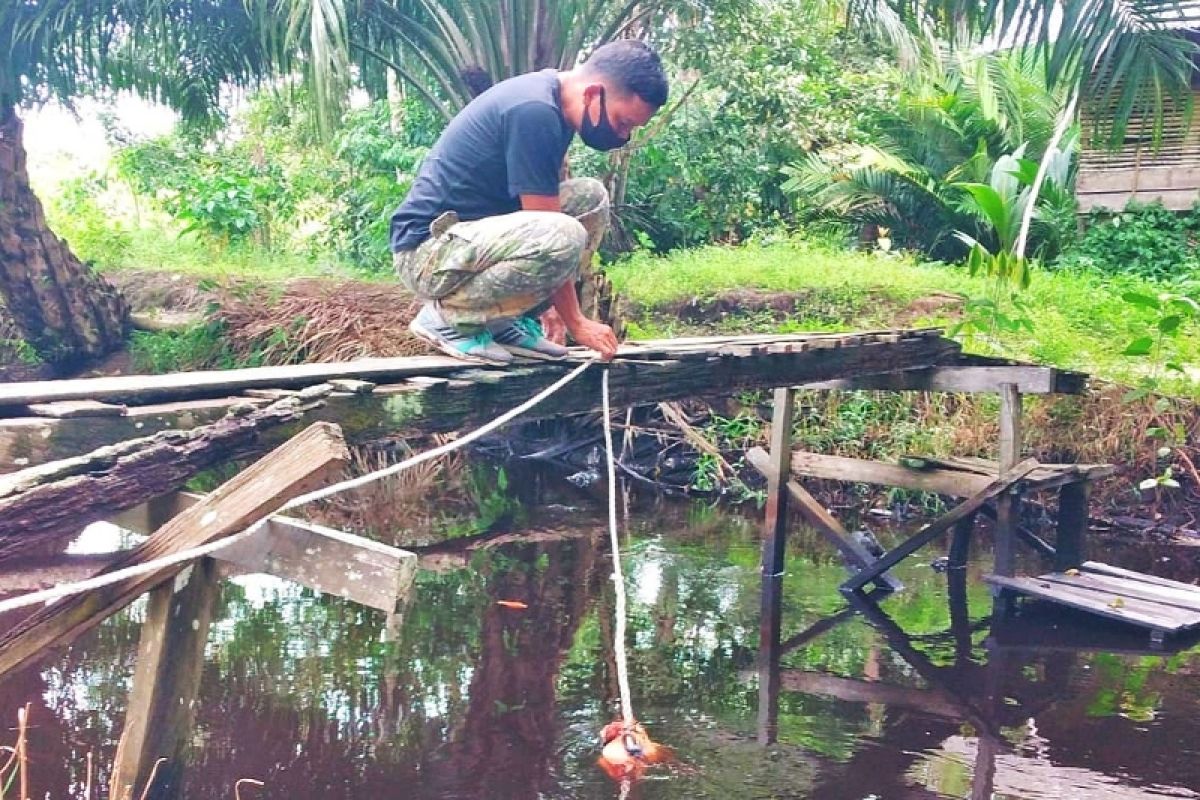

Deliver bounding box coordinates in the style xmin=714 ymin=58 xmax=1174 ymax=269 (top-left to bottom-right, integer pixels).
xmin=789 ymin=451 xmax=991 ymax=496
xmin=777 ymin=670 xmax=964 ymax=719
xmin=841 ymin=459 xmax=1039 ymax=593
xmin=111 ymin=492 xmax=417 ymax=612
xmin=992 ymin=384 xmax=1023 ymax=615
xmin=110 ymin=558 xmax=220 ymax=800
xmin=0 ymin=422 xmax=348 ymax=677
xmin=759 ymin=388 xmax=794 ymax=685
xmin=747 ymin=447 xmax=902 ymax=592
xmin=1055 ymin=482 xmax=1089 ymax=572
xmin=0 ymin=397 xmax=320 ymax=559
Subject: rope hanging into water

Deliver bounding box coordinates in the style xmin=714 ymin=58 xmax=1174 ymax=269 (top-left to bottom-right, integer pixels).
xmin=602 ymin=368 xmax=635 ymax=727
xmin=0 ymin=359 xmax=597 ymax=616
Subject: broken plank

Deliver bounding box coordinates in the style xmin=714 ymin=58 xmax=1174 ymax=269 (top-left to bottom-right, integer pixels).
xmin=0 ymin=422 xmax=349 ymax=677
xmin=1037 ymin=571 xmax=1200 ymax=613
xmin=113 ymin=492 xmax=416 ymax=612
xmin=985 ymin=574 xmax=1200 ymax=632
xmin=26 ymin=400 xmax=126 ymax=418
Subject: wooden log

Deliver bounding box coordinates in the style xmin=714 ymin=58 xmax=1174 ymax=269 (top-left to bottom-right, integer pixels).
xmin=746 ymin=447 xmax=903 ymax=591
xmin=841 ymin=459 xmax=1039 ymax=593
xmin=110 ymin=557 xmax=219 ymax=800
xmin=112 ymin=492 xmax=417 ymax=612
xmin=0 ymin=397 xmax=321 ymax=559
xmin=0 ymin=422 xmax=348 ymax=677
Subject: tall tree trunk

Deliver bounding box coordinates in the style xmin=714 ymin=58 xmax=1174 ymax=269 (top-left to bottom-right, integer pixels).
xmin=0 ymin=104 xmax=128 ymax=368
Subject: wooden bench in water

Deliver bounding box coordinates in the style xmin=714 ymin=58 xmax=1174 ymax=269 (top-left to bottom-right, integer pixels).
xmin=987 ymin=562 xmax=1200 ymax=645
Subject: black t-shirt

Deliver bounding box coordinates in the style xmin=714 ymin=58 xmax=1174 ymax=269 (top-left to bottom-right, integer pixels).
xmin=389 ymin=69 xmax=574 ymax=251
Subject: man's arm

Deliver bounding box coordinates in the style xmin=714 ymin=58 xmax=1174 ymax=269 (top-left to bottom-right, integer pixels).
xmin=520 ymin=193 xmax=618 ymax=360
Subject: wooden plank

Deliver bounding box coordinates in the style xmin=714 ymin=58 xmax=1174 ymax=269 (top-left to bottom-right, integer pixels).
xmin=1077 ymin=188 xmax=1200 ymax=212
xmin=26 ymin=400 xmax=126 ymax=418
xmin=1037 ymin=572 xmax=1200 ymax=613
xmin=801 ymin=365 xmax=1066 ymax=394
xmin=110 ymin=558 xmax=219 ymax=800
xmin=327 ymin=378 xmax=376 ymax=395
xmin=841 ymin=459 xmax=1039 ymax=593
xmin=747 ymin=447 xmax=903 ymax=591
xmin=1082 ymin=561 xmax=1200 ymax=592
xmin=1076 ymin=164 xmax=1200 ymax=193
xmin=2 ymin=334 xmax=963 ymax=469
xmin=985 ymin=574 xmax=1200 ymax=632
xmin=791 ymin=451 xmax=991 ymax=496
xmin=0 ymin=422 xmax=349 ymax=676
xmin=111 ymin=492 xmax=417 ymax=612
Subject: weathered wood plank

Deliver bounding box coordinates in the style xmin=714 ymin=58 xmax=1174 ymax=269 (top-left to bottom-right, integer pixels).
xmin=112 ymin=492 xmax=416 ymax=612
xmin=1082 ymin=562 xmax=1200 ymax=592
xmin=985 ymin=574 xmax=1200 ymax=632
xmin=1077 ymin=188 xmax=1200 ymax=213
xmin=110 ymin=558 xmax=219 ymax=800
xmin=0 ymin=422 xmax=349 ymax=676
xmin=1037 ymin=571 xmax=1200 ymax=613
xmin=791 ymin=451 xmax=991 ymax=496
xmin=1077 ymin=164 xmax=1200 ymax=194
xmin=26 ymin=400 xmax=126 ymax=418
xmin=0 ymin=397 xmax=321 ymax=559
xmin=2 ymin=333 xmax=963 ymax=469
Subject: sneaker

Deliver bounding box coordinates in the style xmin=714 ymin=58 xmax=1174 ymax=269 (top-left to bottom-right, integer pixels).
xmin=409 ymin=304 xmax=512 ymax=365
xmin=490 ymin=316 xmax=569 ymax=360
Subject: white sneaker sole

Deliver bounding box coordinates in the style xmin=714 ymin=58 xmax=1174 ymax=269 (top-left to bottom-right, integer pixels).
xmin=496 ymin=343 xmax=568 ymax=361
xmin=408 ymin=319 xmax=511 ymax=366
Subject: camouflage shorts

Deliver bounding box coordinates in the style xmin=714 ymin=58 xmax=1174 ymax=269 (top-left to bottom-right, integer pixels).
xmin=393 ymin=177 xmax=610 ymax=327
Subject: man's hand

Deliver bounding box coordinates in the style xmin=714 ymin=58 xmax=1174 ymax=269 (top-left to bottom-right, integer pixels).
xmin=540 ymin=308 xmax=568 ymax=345
xmin=570 ymin=318 xmax=619 ymax=360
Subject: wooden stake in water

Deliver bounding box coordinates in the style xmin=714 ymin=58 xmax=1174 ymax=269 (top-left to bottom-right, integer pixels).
xmin=602 ymin=369 xmax=634 ymax=727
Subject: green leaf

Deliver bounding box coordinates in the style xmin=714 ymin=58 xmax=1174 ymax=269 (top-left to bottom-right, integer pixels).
xmin=1122 ymin=291 xmax=1161 ymax=310
xmin=1158 ymin=315 xmax=1182 ymax=334
xmin=1122 ymin=337 xmax=1154 ymax=356
xmin=1165 ymin=362 xmax=1186 ymax=373
xmin=1138 ymin=477 xmax=1159 ymax=491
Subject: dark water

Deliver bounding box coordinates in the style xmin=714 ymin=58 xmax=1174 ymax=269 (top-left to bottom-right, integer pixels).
xmin=2 ymin=470 xmax=1200 ymax=799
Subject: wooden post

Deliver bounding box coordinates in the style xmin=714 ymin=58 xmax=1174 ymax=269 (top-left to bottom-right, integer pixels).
xmin=757 ymin=574 xmax=783 ymax=746
xmin=1055 ymin=482 xmax=1089 ymax=571
xmin=993 ymin=383 xmax=1022 ymax=614
xmin=110 ymin=558 xmax=220 ymax=800
xmin=948 ymin=513 xmax=976 ymax=568
xmin=759 ymin=387 xmax=794 ymax=708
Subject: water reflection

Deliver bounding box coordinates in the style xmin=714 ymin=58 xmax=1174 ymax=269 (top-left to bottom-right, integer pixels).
xmin=0 ymin=478 xmax=1199 ymax=799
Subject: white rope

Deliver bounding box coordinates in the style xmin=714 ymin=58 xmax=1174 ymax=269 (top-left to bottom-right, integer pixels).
xmin=0 ymin=359 xmax=596 ymax=616
xmin=602 ymin=368 xmax=635 ymax=727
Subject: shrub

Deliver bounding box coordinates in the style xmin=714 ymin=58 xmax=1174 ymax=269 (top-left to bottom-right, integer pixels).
xmin=1056 ymin=201 xmax=1200 ymax=281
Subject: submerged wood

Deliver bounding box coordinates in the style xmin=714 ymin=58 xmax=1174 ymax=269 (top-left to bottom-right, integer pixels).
xmin=0 ymin=394 xmax=323 ymax=559
xmin=0 ymin=422 xmax=348 ymax=677
xmin=1 ymin=330 xmax=962 ymax=468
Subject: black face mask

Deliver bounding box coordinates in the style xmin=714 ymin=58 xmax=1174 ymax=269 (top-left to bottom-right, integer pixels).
xmin=580 ymin=89 xmax=628 ymax=152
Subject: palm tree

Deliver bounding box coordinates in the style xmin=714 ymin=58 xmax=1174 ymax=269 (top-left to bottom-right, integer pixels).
xmin=0 ymin=0 xmax=348 ymax=367
xmin=353 ymin=0 xmax=692 ymax=120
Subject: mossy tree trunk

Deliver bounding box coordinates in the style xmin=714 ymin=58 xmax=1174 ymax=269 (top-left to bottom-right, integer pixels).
xmin=0 ymin=103 xmax=128 ymax=367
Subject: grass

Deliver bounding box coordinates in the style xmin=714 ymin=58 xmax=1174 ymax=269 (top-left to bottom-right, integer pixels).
xmin=607 ymin=238 xmax=1200 ymax=396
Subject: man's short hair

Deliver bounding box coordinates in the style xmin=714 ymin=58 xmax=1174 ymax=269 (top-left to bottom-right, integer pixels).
xmin=582 ymin=40 xmax=669 ymax=108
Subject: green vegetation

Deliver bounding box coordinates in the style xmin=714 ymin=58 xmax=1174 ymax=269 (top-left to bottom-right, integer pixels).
xmin=608 ymin=238 xmax=1200 ymax=394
